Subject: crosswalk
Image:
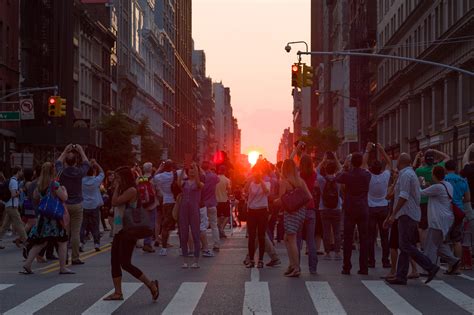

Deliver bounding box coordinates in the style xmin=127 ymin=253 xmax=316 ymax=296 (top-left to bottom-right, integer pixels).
xmin=0 ymin=279 xmax=472 ymax=314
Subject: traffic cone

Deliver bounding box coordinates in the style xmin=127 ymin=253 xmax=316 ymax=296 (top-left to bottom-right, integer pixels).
xmin=461 ymin=221 xmax=472 ymax=270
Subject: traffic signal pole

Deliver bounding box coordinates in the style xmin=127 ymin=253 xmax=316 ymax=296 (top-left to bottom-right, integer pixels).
xmin=0 ymin=86 xmax=58 ymax=102
xmin=297 ymin=50 xmax=474 ymax=77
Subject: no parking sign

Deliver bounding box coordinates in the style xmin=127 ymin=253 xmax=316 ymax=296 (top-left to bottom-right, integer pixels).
xmin=20 ymin=98 xmax=35 ymax=120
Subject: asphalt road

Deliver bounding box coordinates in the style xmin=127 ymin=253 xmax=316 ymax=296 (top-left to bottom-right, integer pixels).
xmin=0 ymin=227 xmax=473 ymax=315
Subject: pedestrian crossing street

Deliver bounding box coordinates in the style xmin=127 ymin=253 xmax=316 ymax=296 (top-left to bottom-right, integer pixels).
xmin=0 ymin=278 xmax=472 ymax=314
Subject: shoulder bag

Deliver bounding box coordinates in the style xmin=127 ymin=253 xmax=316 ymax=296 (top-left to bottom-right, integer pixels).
xmin=281 ymin=181 xmax=311 ymax=213
xmin=122 ymin=199 xmax=153 ymax=239
xmin=37 ymin=182 xmax=65 ymax=220
xmin=440 ymin=182 xmax=465 ymax=225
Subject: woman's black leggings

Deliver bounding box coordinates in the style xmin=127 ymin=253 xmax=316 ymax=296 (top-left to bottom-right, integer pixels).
xmin=247 ymin=209 xmax=268 ymax=261
xmin=111 ymin=232 xmax=143 ymax=279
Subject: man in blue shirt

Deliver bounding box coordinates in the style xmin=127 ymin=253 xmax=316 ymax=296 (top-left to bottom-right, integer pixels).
xmin=56 ymin=144 xmax=90 ymax=265
xmin=336 ymin=153 xmax=371 ymax=275
xmin=444 ymin=160 xmax=471 ymax=264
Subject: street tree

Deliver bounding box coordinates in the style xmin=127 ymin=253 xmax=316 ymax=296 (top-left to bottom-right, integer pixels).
xmin=100 ymin=112 xmax=135 ymax=170
xmin=136 ymin=117 xmax=163 ymax=166
xmin=301 ymin=126 xmax=342 ymax=158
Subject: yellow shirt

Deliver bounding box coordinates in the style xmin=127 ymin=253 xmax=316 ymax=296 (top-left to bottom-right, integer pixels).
xmin=216 ymin=175 xmax=231 ymax=203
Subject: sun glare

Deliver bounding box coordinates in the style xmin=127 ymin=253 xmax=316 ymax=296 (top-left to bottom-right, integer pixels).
xmin=248 ymin=151 xmax=260 ymax=166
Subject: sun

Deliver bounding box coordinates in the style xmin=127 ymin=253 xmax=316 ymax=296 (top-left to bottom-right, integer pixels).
xmin=248 ymin=151 xmax=260 ymax=166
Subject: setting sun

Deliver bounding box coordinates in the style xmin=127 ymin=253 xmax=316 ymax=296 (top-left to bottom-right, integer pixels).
xmin=248 ymin=151 xmax=260 ymax=166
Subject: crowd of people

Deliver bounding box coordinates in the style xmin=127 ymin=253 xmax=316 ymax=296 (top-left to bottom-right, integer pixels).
xmin=0 ymin=140 xmax=473 ymax=303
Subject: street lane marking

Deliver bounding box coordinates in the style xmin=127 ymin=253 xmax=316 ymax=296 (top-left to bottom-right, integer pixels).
xmin=362 ymin=280 xmax=422 ymax=315
xmin=305 ymin=281 xmax=347 ymax=315
xmin=427 ymin=280 xmax=473 ymax=313
xmin=4 ymin=283 xmax=82 ymax=315
xmin=0 ymin=284 xmax=14 ymax=291
xmin=251 ymin=268 xmax=259 ymax=282
xmin=162 ymin=282 xmax=207 ymax=315
xmin=41 ymin=245 xmax=112 ymax=274
xmin=35 ymin=243 xmax=112 ymax=272
xmin=439 ymin=266 xmax=474 ymax=281
xmin=82 ymin=282 xmax=142 ymax=315
xmin=243 ymin=281 xmax=272 ymax=315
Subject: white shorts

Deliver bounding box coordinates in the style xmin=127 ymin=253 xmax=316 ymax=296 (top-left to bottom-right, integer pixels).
xmin=200 ymin=207 xmax=209 ymax=232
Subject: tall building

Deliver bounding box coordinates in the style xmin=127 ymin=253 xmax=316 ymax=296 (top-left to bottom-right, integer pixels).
xmin=129 ymin=0 xmax=164 ymax=149
xmin=232 ymin=117 xmax=241 ymax=163
xmin=0 ymin=0 xmax=20 ymax=170
xmin=175 ymin=0 xmax=197 ymax=161
xmin=193 ymin=48 xmax=216 ymax=162
xmin=373 ymin=0 xmax=474 ymax=165
xmin=213 ymin=82 xmax=238 ymax=163
xmin=155 ymin=0 xmax=176 ymax=160
xmin=313 ymin=0 xmax=377 ymax=156
xmin=277 ymin=127 xmax=294 ymax=162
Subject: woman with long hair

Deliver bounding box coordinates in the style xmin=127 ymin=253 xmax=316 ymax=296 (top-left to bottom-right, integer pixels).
xmin=102 ymin=171 xmax=115 ymax=236
xmin=21 ymin=162 xmax=73 ymax=274
xmin=278 ymin=159 xmax=312 ymax=277
xmin=298 ymin=154 xmax=318 ymax=274
xmin=177 ymin=163 xmax=204 ymax=269
xmin=104 ymin=166 xmax=158 ymax=301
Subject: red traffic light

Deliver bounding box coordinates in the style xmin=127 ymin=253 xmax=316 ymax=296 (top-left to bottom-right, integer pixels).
xmin=49 ymin=97 xmax=56 ymax=104
xmin=292 ymin=65 xmax=299 ymax=73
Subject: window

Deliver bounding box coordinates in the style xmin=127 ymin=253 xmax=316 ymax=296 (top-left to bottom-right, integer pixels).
xmin=0 ymin=21 xmax=3 ymax=63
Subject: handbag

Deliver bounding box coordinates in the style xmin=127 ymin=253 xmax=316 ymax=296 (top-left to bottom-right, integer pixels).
xmin=172 ymin=194 xmax=182 ymax=221
xmin=441 ymin=182 xmax=465 ymax=225
xmin=37 ymin=183 xmax=65 ymax=220
xmin=281 ymin=182 xmax=311 ymax=213
xmin=122 ymin=201 xmax=153 ymax=239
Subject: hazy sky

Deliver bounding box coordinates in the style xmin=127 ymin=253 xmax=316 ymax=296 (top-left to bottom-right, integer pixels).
xmin=192 ymin=0 xmax=311 ymax=162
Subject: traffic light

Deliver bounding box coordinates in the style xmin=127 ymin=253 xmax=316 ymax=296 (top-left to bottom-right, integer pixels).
xmin=59 ymin=98 xmax=67 ymax=117
xmin=48 ymin=96 xmax=66 ymax=117
xmin=302 ymin=63 xmax=314 ymax=87
xmin=48 ymin=96 xmax=59 ymax=117
xmin=291 ymin=63 xmax=302 ymax=88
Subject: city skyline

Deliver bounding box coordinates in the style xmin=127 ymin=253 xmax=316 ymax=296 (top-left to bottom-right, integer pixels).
xmin=193 ymin=0 xmax=311 ymax=162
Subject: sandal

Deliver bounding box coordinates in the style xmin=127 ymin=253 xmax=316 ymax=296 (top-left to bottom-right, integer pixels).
xmin=257 ymin=261 xmax=264 ymax=269
xmin=284 ymin=266 xmax=294 ymax=276
xmin=19 ymin=266 xmax=34 ymax=275
xmin=103 ymin=293 xmax=124 ymax=301
xmin=246 ymin=261 xmax=255 ymax=268
xmin=150 ymin=280 xmax=159 ymax=301
xmin=286 ymin=267 xmax=301 ymax=278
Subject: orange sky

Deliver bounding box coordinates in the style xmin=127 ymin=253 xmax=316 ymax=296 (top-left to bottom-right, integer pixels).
xmin=192 ymin=0 xmax=311 ymax=162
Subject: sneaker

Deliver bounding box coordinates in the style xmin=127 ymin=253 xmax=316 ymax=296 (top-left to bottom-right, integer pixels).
xmin=202 ymin=250 xmax=214 ymax=257
xmin=71 ymin=259 xmax=85 ymax=265
xmin=334 ymin=253 xmax=342 ymax=260
xmin=191 ymin=262 xmax=200 ymax=269
xmin=143 ymin=244 xmax=155 ymax=253
xmin=159 ymin=248 xmax=168 ymax=256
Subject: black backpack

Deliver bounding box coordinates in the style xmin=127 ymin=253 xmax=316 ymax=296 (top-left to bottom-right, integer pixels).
xmin=322 ymin=176 xmax=339 ymax=209
xmin=0 ymin=179 xmax=11 ymax=203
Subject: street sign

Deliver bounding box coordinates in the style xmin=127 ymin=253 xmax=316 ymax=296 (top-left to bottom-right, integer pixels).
xmin=0 ymin=111 xmax=20 ymax=121
xmin=20 ymin=98 xmax=35 ymax=120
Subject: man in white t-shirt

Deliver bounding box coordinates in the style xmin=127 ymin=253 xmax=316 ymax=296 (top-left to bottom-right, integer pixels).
xmin=363 ymin=142 xmax=392 ymax=269
xmin=216 ymin=166 xmax=231 ymax=238
xmin=0 ymin=166 xmax=27 ymax=249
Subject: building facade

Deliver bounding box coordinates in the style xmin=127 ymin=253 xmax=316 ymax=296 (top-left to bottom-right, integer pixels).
xmin=277 ymin=127 xmax=294 ymax=162
xmin=0 ymin=0 xmax=20 ymax=170
xmin=175 ymin=0 xmax=197 ymax=161
xmin=373 ymin=0 xmax=474 ymax=165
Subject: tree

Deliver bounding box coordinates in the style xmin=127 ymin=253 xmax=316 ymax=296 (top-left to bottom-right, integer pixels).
xmin=136 ymin=117 xmax=163 ymax=166
xmin=100 ymin=112 xmax=135 ymax=170
xmin=301 ymin=126 xmax=342 ymax=158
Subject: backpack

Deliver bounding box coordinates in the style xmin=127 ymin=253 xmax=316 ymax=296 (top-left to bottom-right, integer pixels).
xmin=137 ymin=176 xmax=156 ymax=208
xmin=322 ymin=176 xmax=339 ymax=209
xmin=0 ymin=178 xmax=12 ymax=203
